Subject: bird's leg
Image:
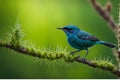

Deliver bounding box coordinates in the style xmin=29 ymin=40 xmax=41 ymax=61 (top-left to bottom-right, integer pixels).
xmin=82 ymin=48 xmax=89 ymax=61
xmin=70 ymin=49 xmax=80 ymax=55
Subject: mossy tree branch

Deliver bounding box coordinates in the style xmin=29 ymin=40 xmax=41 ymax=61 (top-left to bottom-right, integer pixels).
xmin=0 ymin=38 xmax=120 ymax=76
xmin=0 ymin=0 xmax=120 ymax=77
xmin=0 ymin=25 xmax=120 ymax=76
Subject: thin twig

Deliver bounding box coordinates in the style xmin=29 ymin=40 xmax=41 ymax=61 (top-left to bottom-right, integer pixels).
xmin=90 ymin=0 xmax=117 ymax=30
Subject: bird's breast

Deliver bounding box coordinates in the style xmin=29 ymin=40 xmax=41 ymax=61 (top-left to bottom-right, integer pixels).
xmin=67 ymin=35 xmax=95 ymax=50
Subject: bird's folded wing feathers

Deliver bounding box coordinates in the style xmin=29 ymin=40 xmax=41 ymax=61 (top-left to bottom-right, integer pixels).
xmin=77 ymin=31 xmax=99 ymax=41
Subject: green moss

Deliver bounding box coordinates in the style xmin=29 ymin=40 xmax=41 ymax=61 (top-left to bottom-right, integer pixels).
xmin=10 ymin=21 xmax=22 ymax=48
xmin=63 ymin=54 xmax=76 ymax=62
xmin=92 ymin=60 xmax=115 ymax=70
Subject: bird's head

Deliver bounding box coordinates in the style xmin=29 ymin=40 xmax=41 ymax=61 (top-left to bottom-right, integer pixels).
xmin=57 ymin=25 xmax=80 ymax=36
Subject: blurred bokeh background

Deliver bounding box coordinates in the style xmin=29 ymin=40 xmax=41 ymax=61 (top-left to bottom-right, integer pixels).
xmin=0 ymin=0 xmax=119 ymax=79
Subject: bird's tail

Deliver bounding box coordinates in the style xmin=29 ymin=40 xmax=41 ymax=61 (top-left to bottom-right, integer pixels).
xmin=100 ymin=41 xmax=116 ymax=48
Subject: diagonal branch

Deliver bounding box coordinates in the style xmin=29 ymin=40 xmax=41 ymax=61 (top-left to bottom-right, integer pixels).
xmin=90 ymin=0 xmax=117 ymax=31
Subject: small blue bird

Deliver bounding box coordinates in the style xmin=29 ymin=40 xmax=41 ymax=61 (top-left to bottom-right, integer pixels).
xmin=57 ymin=25 xmax=115 ymax=60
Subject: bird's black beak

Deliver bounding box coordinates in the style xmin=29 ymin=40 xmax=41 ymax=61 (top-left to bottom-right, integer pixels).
xmin=56 ymin=27 xmax=63 ymax=30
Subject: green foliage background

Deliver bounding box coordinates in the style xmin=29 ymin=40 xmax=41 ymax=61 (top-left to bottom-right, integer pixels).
xmin=0 ymin=0 xmax=119 ymax=79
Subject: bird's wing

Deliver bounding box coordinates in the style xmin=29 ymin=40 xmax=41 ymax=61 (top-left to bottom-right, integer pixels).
xmin=77 ymin=31 xmax=99 ymax=41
